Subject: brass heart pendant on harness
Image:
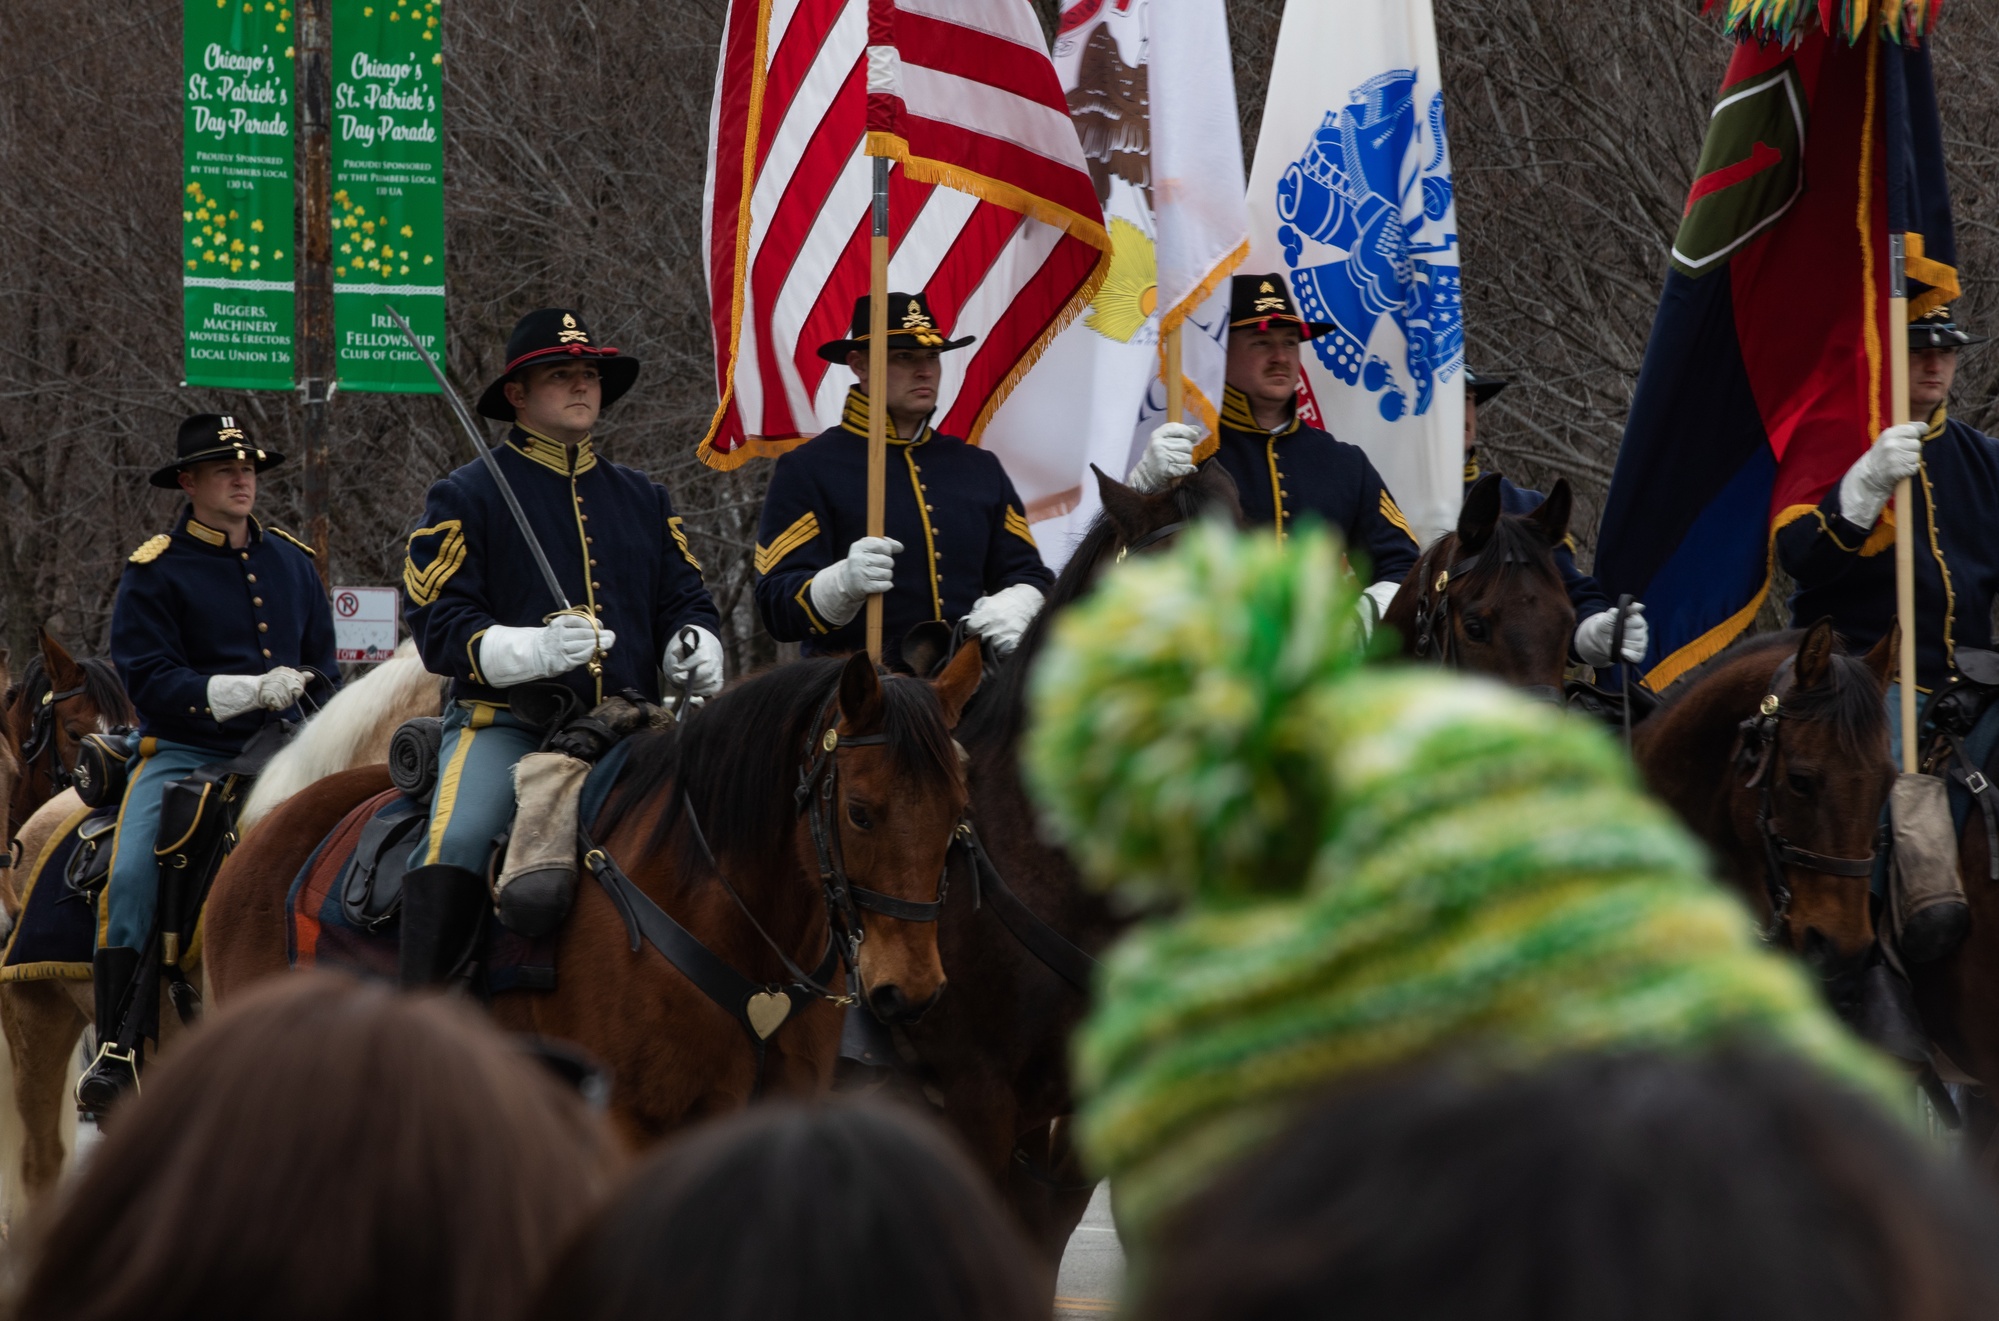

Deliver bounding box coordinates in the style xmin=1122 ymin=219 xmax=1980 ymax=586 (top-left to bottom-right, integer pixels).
xmin=745 ymin=990 xmax=792 ymax=1040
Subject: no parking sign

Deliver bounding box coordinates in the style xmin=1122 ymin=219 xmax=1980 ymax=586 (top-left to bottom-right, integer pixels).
xmin=333 ymin=585 xmax=400 ymax=662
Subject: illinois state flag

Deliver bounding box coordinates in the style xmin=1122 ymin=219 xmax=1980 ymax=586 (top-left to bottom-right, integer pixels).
xmin=980 ymin=0 xmax=1248 ymax=559
xmin=699 ymin=0 xmax=1110 ymax=470
xmin=1244 ymin=0 xmax=1465 ymax=548
xmin=1595 ymin=6 xmax=1955 ymax=688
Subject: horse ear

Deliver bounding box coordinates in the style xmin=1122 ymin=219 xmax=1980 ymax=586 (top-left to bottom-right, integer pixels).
xmin=837 ymin=651 xmax=885 ymax=731
xmin=1458 ymin=474 xmax=1503 ymax=553
xmin=929 ymin=634 xmax=984 ymax=729
xmin=1796 ymin=616 xmax=1838 ymax=690
xmin=1525 ymin=478 xmax=1573 ymax=547
xmin=38 ymin=629 xmax=83 ymax=691
xmin=1092 ymin=464 xmax=1154 ymax=543
xmin=1863 ymin=620 xmax=1900 ymax=690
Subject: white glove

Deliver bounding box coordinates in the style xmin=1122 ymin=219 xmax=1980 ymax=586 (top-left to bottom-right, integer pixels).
xmin=1837 ymin=422 xmax=1925 ymax=529
xmin=1127 ymin=423 xmax=1202 ymax=494
xmin=1574 ymin=603 xmax=1650 ymax=667
xmin=206 ymin=674 xmax=264 ymax=723
xmin=478 ymin=615 xmax=615 ymax=688
xmin=665 ymin=625 xmax=725 ymax=698
xmin=256 ymin=666 xmax=308 ymax=711
xmin=964 ymin=584 xmax=1045 ymax=657
xmin=809 ymin=537 xmax=902 ymax=628
xmin=1356 ymin=579 xmax=1402 ymax=640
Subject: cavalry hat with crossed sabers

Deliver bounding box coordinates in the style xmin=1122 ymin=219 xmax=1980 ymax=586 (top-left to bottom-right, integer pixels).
xmin=1909 ymin=305 xmax=1988 ymax=351
xmin=1229 ymin=273 xmax=1333 ymax=340
xmin=816 ymin=290 xmax=977 ymax=362
xmin=149 ymin=413 xmax=286 ymax=489
xmin=475 ymin=308 xmax=643 ymax=422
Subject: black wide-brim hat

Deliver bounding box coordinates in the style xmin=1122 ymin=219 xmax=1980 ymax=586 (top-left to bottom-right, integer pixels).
xmin=817 ymin=290 xmax=976 ymax=362
xmin=1229 ymin=273 xmax=1333 ymax=340
xmin=476 ymin=308 xmax=642 ymax=422
xmin=1910 ymin=305 xmax=1988 ymax=350
xmin=150 ymin=413 xmax=286 ymax=489
xmin=1465 ymin=370 xmax=1511 ymax=404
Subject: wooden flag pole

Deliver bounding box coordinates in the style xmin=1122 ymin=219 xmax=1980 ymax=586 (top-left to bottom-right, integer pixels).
xmin=1164 ymin=324 xmax=1185 ymax=425
xmin=865 ymin=155 xmax=891 ymax=661
xmin=1890 ymin=234 xmax=1918 ymax=773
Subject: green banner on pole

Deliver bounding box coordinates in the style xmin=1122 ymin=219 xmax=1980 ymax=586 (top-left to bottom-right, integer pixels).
xmin=330 ymin=0 xmax=445 ymax=393
xmin=182 ymin=0 xmax=297 ymax=390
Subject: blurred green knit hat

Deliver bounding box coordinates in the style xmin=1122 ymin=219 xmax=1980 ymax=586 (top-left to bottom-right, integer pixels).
xmin=1025 ymin=523 xmax=1900 ymax=1246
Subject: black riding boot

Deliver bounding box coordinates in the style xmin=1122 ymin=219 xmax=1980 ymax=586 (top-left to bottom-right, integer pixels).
xmin=76 ymin=946 xmax=142 ymax=1117
xmin=398 ymin=865 xmax=489 ymax=989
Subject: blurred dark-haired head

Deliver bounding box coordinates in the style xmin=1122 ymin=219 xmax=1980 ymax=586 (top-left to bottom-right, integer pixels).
xmin=13 ymin=973 xmax=620 ymax=1321
xmin=1135 ymin=1046 xmax=1999 ymax=1321
xmin=533 ymin=1098 xmax=1050 ymax=1321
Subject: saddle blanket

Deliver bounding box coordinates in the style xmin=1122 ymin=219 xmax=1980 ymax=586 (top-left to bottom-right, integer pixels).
xmin=0 ymin=804 xmax=112 ymax=983
xmin=288 ymin=787 xmax=559 ymax=993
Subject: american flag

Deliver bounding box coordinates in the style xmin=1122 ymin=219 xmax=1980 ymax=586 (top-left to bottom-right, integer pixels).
xmin=699 ymin=0 xmax=1112 ymax=469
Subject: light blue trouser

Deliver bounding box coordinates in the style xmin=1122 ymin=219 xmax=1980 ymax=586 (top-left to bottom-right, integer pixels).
xmin=413 ymin=701 xmax=540 ymax=874
xmin=102 ymin=738 xmax=218 ymax=951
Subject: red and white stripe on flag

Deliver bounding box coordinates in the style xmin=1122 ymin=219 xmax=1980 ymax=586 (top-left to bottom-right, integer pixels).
xmin=700 ymin=0 xmax=1111 ymax=470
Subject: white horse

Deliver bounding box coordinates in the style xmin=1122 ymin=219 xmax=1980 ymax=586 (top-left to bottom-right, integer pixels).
xmin=0 ymin=640 xmax=444 ymax=1218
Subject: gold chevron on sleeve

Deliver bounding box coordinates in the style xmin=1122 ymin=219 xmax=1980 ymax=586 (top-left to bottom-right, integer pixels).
xmin=755 ymin=511 xmax=820 ymax=576
xmin=1378 ymin=491 xmax=1415 ymax=541
xmin=403 ymin=520 xmax=466 ymax=608
xmin=667 ymin=516 xmax=704 ymax=572
xmin=1003 ymin=506 xmax=1038 ymax=548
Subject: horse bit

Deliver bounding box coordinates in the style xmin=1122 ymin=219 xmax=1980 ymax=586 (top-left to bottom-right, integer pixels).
xmin=19 ymin=679 xmax=89 ymax=795
xmin=1734 ymin=657 xmax=1876 ymax=940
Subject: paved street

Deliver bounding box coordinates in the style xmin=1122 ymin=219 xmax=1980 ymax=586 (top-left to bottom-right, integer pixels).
xmin=1055 ymin=1183 xmax=1123 ymax=1318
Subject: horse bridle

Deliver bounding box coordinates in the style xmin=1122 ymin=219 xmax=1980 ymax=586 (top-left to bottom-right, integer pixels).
xmin=19 ymin=679 xmax=88 ymax=792
xmin=1734 ymin=657 xmax=1877 ymax=941
xmin=1410 ymin=545 xmax=1563 ymax=704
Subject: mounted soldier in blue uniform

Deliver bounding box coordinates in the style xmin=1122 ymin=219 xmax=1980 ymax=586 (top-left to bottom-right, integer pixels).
xmin=1462 ymin=370 xmax=1649 ymax=669
xmin=80 ymin=413 xmax=339 ymax=1106
xmin=1778 ymin=306 xmax=1999 ymax=962
xmin=400 ymin=308 xmax=723 ymax=987
xmin=1127 ymin=274 xmax=1419 ymax=629
xmin=753 ymin=291 xmax=1053 ymax=666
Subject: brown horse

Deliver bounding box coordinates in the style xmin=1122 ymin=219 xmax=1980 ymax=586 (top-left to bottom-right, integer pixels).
xmin=1632 ymin=621 xmax=1896 ymax=976
xmin=205 ymin=648 xmax=982 ymax=1147
xmin=891 ymin=462 xmax=1243 ymax=1265
xmin=2 ymin=631 xmax=132 ymax=832
xmin=1380 ymin=474 xmax=1577 ymax=698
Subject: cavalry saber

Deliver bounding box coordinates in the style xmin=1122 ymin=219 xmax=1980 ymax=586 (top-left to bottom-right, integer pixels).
xmin=383 ymin=304 xmax=574 ymax=615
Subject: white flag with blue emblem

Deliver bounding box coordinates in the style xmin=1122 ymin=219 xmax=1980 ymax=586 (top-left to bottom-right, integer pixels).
xmin=1245 ymin=0 xmax=1464 ymax=549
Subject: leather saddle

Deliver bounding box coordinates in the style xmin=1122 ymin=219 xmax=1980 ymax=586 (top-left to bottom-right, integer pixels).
xmin=337 ymin=799 xmax=430 ymax=932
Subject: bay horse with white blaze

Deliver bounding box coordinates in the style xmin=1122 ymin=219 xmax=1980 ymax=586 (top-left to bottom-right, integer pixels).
xmin=204 ymin=648 xmax=981 ymax=1146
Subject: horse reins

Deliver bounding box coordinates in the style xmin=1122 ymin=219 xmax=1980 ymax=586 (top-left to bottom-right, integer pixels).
xmin=18 ymin=679 xmax=88 ymax=794
xmin=1410 ymin=543 xmax=1563 ymax=704
xmin=1734 ymin=656 xmax=1877 ymax=940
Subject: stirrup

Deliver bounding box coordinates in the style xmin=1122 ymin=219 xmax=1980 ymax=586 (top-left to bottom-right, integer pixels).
xmin=76 ymin=1040 xmax=141 ymax=1114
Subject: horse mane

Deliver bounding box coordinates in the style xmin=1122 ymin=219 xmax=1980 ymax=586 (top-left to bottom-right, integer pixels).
xmin=13 ymin=652 xmax=134 ymax=729
xmin=1431 ymin=511 xmax=1566 ymax=594
xmin=597 ymin=656 xmax=965 ymax=866
xmin=958 ymin=470 xmax=1228 ymax=751
xmin=238 ymin=639 xmax=447 ymax=832
xmin=1655 ymin=629 xmax=1888 ymax=756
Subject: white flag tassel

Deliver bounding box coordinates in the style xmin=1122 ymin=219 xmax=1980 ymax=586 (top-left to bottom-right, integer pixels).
xmin=1245 ymin=0 xmax=1465 ymax=548
xmin=1149 ymin=0 xmax=1250 ymax=451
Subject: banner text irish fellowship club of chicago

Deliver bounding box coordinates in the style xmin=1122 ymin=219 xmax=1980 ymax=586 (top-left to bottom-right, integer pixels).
xmin=182 ymin=1 xmax=296 ymax=390
xmin=331 ymin=0 xmax=444 ymax=393
xmin=181 ymin=0 xmax=443 ymax=394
